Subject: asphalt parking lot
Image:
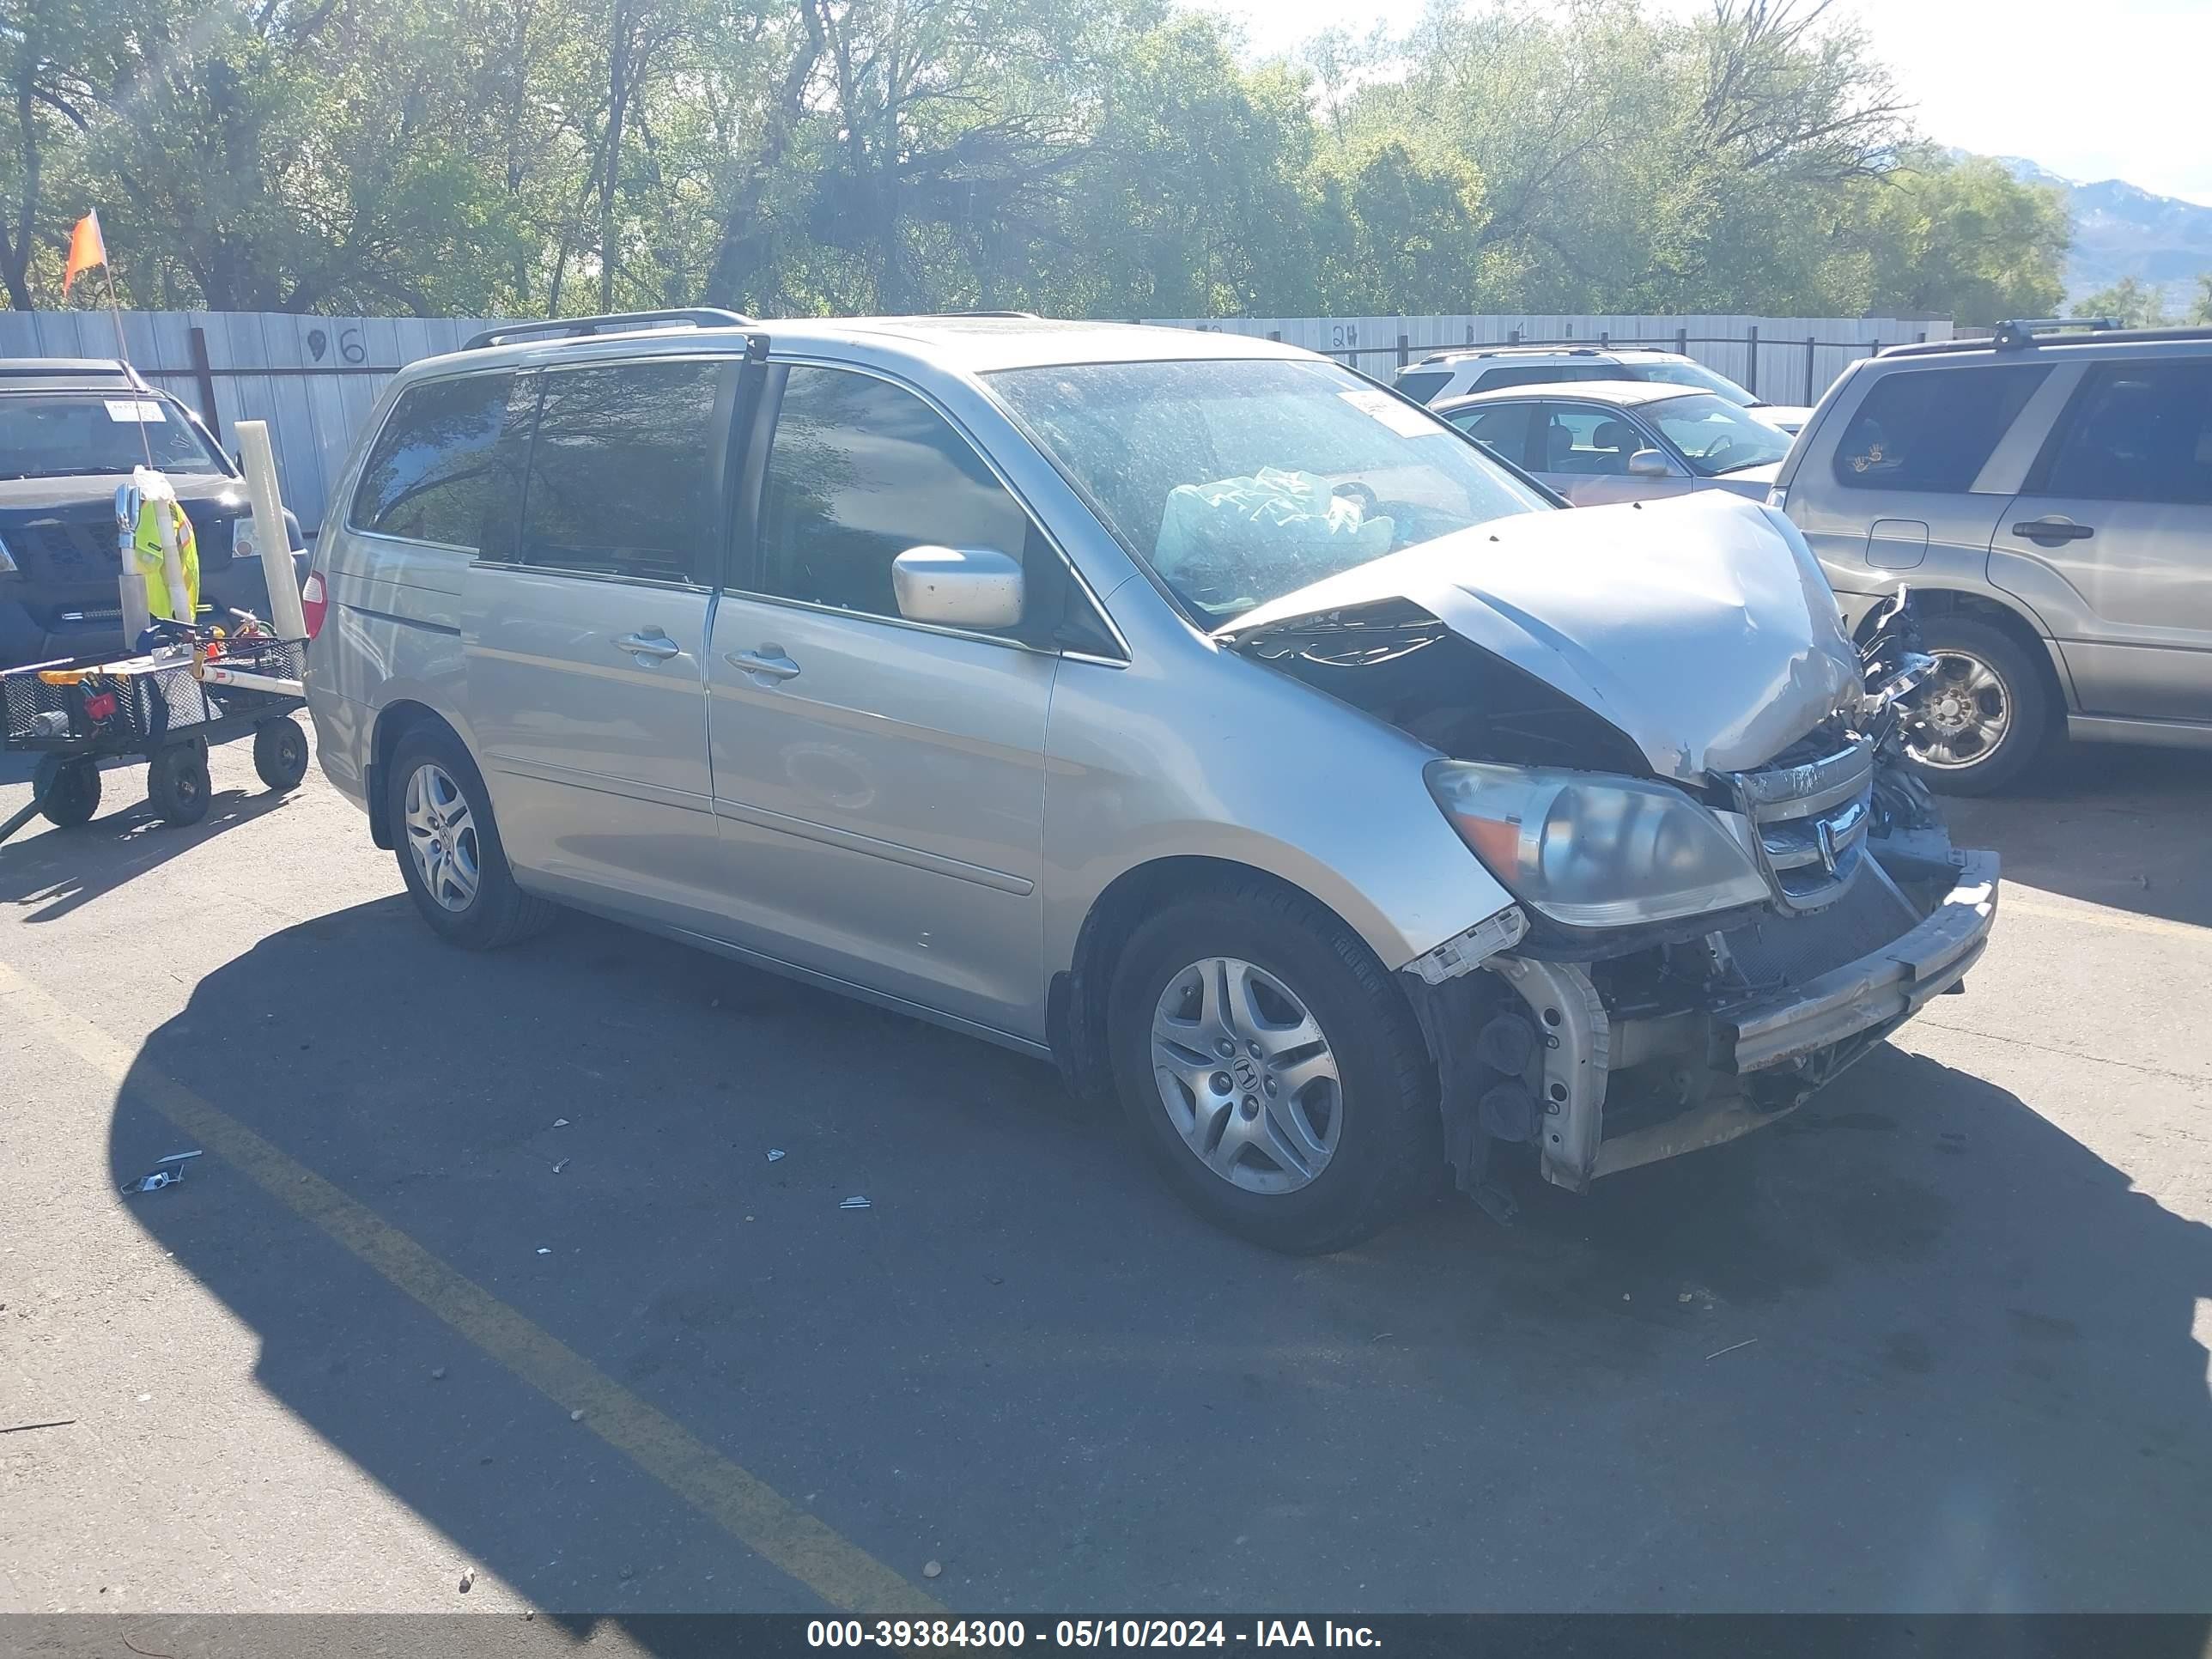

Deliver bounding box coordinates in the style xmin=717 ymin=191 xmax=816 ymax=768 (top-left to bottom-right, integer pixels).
xmin=1 ymin=729 xmax=2208 ymax=1619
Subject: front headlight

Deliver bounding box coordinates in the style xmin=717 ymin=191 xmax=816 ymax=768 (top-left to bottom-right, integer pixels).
xmin=1425 ymin=760 xmax=1769 ymax=928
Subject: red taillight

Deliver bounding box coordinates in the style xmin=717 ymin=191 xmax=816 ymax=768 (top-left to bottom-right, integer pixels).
xmin=300 ymin=568 xmax=328 ymax=641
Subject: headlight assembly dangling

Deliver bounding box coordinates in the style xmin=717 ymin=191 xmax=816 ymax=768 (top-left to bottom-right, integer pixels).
xmin=1425 ymin=759 xmax=1768 ymax=928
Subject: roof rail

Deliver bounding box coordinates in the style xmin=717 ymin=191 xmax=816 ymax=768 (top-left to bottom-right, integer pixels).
xmin=903 ymin=310 xmax=1042 ymax=319
xmin=0 ymin=357 xmax=153 ymax=390
xmin=1881 ymin=320 xmax=2212 ymax=359
xmin=462 ymin=307 xmax=754 ymax=352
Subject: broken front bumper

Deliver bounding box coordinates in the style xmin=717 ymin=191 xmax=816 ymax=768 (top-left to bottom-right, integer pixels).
xmin=1724 ymin=848 xmax=1999 ymax=1073
xmin=1485 ymin=849 xmax=2000 ymax=1191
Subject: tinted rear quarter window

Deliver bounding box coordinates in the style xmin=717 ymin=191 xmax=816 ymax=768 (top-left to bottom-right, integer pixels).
xmin=1447 ymin=402 xmax=1535 ymax=467
xmin=1472 ymin=363 xmax=1607 ymax=392
xmin=1832 ymin=363 xmax=2049 ymax=493
xmin=1395 ymin=370 xmax=1453 ymax=404
xmin=518 ymin=358 xmax=729 ymax=584
xmin=350 ymin=372 xmax=516 ymax=546
xmin=2038 ymin=360 xmax=2212 ymax=506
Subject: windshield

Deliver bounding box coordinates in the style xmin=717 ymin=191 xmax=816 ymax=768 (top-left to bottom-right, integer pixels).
xmin=1632 ymin=360 xmax=1762 ymax=407
xmin=1644 ymin=392 xmax=1793 ymax=475
xmin=989 ymin=358 xmax=1550 ymax=623
xmin=0 ymin=392 xmax=227 ymax=480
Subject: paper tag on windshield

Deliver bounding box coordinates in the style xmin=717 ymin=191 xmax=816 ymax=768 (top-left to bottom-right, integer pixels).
xmin=1339 ymin=388 xmax=1436 ymax=437
xmin=105 ymin=399 xmax=166 ymax=422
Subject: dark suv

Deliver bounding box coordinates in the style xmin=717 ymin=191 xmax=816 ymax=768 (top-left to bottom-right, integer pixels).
xmin=0 ymin=358 xmax=302 ymax=668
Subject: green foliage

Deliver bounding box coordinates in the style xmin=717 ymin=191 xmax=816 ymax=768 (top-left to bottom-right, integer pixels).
xmin=2073 ymin=276 xmax=2169 ymax=329
xmin=0 ymin=0 xmax=2080 ymax=320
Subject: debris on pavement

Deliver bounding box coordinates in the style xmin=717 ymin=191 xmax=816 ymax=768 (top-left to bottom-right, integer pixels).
xmin=0 ymin=1419 xmax=76 ymax=1435
xmin=552 ymin=1158 xmax=569 ymax=1175
xmin=923 ymin=1560 xmax=943 ymax=1579
xmin=1706 ymin=1338 xmax=1759 ymax=1361
xmin=1679 ymin=1291 xmax=1693 ymax=1304
xmin=767 ymin=1149 xmax=786 ymax=1162
xmin=570 ymin=1408 xmax=586 ymax=1422
xmin=459 ymin=1567 xmax=475 ymax=1594
xmin=431 ymin=1367 xmax=447 ymax=1381
xmin=840 ymin=1195 xmax=872 ymax=1210
xmin=537 ymin=1247 xmax=551 ymax=1255
xmin=120 ymin=1151 xmax=203 ymax=1194
xmin=552 ymin=1118 xmax=569 ymax=1128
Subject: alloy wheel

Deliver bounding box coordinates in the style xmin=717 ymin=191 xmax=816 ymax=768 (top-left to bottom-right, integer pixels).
xmin=1908 ymin=649 xmax=2012 ymax=770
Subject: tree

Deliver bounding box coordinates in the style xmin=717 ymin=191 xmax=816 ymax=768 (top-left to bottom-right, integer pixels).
xmin=2073 ymin=276 xmax=2168 ymax=329
xmin=1850 ymin=149 xmax=2069 ymax=325
xmin=2187 ymin=273 xmax=2212 ymax=326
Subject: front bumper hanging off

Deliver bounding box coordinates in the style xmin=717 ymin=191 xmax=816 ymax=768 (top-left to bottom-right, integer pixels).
xmin=1481 ymin=849 xmax=2000 ymax=1191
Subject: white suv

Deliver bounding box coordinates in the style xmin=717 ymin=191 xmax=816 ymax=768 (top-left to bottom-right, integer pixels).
xmin=1395 ymin=344 xmax=1813 ymax=433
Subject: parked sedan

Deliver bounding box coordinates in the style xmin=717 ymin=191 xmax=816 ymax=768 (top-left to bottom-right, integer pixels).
xmin=1435 ymin=380 xmax=1796 ymax=507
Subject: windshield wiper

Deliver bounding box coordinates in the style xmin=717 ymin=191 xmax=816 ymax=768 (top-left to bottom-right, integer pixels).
xmin=0 ymin=465 xmax=117 ymax=481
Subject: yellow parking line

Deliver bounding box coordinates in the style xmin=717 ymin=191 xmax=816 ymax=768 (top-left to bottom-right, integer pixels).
xmin=0 ymin=958 xmax=940 ymax=1617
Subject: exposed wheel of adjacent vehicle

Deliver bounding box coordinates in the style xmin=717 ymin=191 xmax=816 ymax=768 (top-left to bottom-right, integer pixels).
xmin=145 ymin=742 xmax=211 ymax=826
xmin=1901 ymin=617 xmax=2051 ymax=796
xmin=1106 ymin=880 xmax=1437 ymax=1254
xmin=33 ymin=755 xmax=100 ymax=827
xmin=388 ymin=725 xmax=556 ymax=949
xmin=252 ymin=716 xmax=310 ymax=792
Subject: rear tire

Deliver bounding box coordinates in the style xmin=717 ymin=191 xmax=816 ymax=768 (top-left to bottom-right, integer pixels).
xmin=146 ymin=741 xmax=211 ymax=826
xmin=1106 ymin=880 xmax=1437 ymax=1254
xmin=387 ymin=725 xmax=556 ymax=950
xmin=1902 ymin=617 xmax=2051 ymax=797
xmin=252 ymin=717 xmax=310 ymax=791
xmin=33 ymin=756 xmax=100 ymax=827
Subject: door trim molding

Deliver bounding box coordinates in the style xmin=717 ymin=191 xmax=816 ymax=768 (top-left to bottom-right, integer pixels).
xmin=709 ymin=796 xmax=1035 ymax=896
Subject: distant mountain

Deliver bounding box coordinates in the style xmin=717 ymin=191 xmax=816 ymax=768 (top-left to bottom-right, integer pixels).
xmin=1983 ymin=155 xmax=2212 ymax=313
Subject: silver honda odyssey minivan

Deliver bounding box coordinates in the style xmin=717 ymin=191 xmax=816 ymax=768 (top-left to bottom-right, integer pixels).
xmin=304 ymin=311 xmax=1999 ymax=1252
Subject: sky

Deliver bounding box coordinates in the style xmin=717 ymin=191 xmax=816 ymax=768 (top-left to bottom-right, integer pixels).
xmin=1216 ymin=0 xmax=2212 ymax=207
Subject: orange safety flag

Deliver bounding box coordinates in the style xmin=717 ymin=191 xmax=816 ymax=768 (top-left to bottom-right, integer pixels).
xmin=61 ymin=210 xmax=106 ymax=297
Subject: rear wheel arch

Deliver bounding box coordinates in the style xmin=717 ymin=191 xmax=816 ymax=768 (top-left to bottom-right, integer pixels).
xmin=368 ymin=700 xmax=464 ymax=849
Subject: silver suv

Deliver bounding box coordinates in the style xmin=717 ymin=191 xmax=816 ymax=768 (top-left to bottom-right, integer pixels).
xmin=1773 ymin=320 xmax=2212 ymax=793
xmin=305 ymin=310 xmax=1998 ymax=1252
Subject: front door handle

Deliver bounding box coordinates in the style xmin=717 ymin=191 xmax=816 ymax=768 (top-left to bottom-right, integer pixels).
xmin=726 ymin=646 xmax=800 ymax=683
xmin=615 ymin=630 xmax=682 ymax=661
xmin=2012 ymin=518 xmax=2094 ymax=544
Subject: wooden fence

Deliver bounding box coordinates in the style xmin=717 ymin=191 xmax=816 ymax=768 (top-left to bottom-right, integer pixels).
xmin=0 ymin=309 xmax=1950 ymax=533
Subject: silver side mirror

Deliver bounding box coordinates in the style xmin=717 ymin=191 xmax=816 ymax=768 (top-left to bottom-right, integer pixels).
xmin=1628 ymin=449 xmax=1671 ymax=478
xmin=891 ymin=545 xmax=1024 ymax=629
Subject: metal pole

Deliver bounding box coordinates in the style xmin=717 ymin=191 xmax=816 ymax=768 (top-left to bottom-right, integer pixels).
xmin=234 ymin=420 xmax=310 ymax=641
xmin=1675 ymin=326 xmax=1687 ymax=356
xmin=1397 ymin=333 xmax=1410 ymax=369
xmin=1805 ymin=336 xmax=1816 ymax=405
xmin=188 ymin=325 xmax=222 ymax=442
xmin=1745 ymin=325 xmax=1759 ymax=395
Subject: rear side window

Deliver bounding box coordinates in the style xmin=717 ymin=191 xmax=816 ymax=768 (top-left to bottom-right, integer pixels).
xmin=2038 ymin=361 xmax=2212 ymax=506
xmin=1832 ymin=364 xmax=2048 ymax=493
xmin=349 ymin=372 xmax=515 ymax=546
xmin=517 ymin=359 xmax=729 ymax=584
xmin=1395 ymin=369 xmax=1453 ymax=404
xmin=1473 ymin=363 xmax=1607 ymax=392
xmin=756 ymin=366 xmax=1032 ymax=627
xmin=1447 ymin=402 xmax=1536 ymax=467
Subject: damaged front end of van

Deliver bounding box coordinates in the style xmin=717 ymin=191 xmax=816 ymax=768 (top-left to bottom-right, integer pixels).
xmin=1222 ymin=495 xmax=2000 ymax=1200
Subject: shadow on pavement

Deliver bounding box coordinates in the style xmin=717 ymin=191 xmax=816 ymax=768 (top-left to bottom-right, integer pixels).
xmin=0 ymin=781 xmax=295 ymax=923
xmin=1945 ymin=744 xmax=2212 ymax=928
xmin=105 ymin=898 xmax=2212 ymax=1618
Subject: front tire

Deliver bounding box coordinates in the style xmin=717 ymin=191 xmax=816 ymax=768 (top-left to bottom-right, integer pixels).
xmin=1106 ymin=881 xmax=1437 ymax=1254
xmin=252 ymin=717 xmax=310 ymax=791
xmin=387 ymin=726 xmax=556 ymax=949
xmin=1902 ymin=617 xmax=2051 ymax=796
xmin=146 ymin=741 xmax=211 ymax=826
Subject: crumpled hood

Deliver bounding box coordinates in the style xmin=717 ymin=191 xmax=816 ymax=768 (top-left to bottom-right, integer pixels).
xmin=1222 ymin=492 xmax=1862 ymax=781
